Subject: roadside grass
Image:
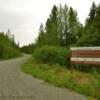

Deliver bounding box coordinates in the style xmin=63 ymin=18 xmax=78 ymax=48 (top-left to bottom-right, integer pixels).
xmin=21 ymin=60 xmax=100 ymax=100
xmin=0 ymin=53 xmax=22 ymax=61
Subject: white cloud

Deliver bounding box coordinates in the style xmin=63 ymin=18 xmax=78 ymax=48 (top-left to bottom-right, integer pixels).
xmin=0 ymin=0 xmax=100 ymax=46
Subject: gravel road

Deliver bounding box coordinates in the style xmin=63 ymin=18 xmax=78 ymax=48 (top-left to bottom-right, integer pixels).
xmin=0 ymin=55 xmax=86 ymax=100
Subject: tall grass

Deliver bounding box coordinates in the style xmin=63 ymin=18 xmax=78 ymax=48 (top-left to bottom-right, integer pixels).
xmin=22 ymin=60 xmax=100 ymax=100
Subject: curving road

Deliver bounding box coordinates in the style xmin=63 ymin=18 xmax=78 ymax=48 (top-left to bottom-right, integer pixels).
xmin=0 ymin=55 xmax=86 ymax=100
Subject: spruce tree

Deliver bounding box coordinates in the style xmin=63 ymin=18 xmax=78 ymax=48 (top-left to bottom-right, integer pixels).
xmin=36 ymin=23 xmax=45 ymax=47
xmin=45 ymin=5 xmax=60 ymax=46
xmin=68 ymin=7 xmax=80 ymax=45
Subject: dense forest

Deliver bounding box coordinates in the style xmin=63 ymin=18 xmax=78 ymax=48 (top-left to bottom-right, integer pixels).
xmin=22 ymin=3 xmax=100 ymax=100
xmin=20 ymin=2 xmax=100 ymax=70
xmin=20 ymin=43 xmax=35 ymax=54
xmin=21 ymin=2 xmax=100 ymax=54
xmin=29 ymin=2 xmax=100 ymax=72
xmin=36 ymin=5 xmax=81 ymax=47
xmin=0 ymin=30 xmax=20 ymax=59
xmin=36 ymin=2 xmax=100 ymax=47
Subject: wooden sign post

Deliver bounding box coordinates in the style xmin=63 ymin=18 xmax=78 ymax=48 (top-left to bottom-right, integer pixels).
xmin=70 ymin=47 xmax=100 ymax=72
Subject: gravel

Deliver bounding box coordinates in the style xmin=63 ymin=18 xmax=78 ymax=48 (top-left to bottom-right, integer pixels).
xmin=0 ymin=55 xmax=86 ymax=100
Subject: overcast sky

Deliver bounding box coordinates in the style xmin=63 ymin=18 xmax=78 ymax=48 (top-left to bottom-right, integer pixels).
xmin=0 ymin=0 xmax=100 ymax=46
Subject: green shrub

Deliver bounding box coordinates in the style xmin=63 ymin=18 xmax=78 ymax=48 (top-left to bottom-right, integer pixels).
xmin=3 ymin=47 xmax=20 ymax=59
xmin=33 ymin=46 xmax=70 ymax=66
xmin=0 ymin=46 xmax=20 ymax=59
xmin=74 ymin=64 xmax=100 ymax=73
xmin=0 ymin=32 xmax=21 ymax=60
xmin=0 ymin=44 xmax=4 ymax=58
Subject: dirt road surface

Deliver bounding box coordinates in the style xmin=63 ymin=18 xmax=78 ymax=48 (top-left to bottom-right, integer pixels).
xmin=0 ymin=55 xmax=86 ymax=100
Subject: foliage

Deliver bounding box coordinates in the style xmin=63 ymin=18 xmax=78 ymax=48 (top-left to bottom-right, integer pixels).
xmin=36 ymin=23 xmax=46 ymax=47
xmin=0 ymin=31 xmax=20 ymax=59
xmin=21 ymin=2 xmax=100 ymax=100
xmin=36 ymin=5 xmax=81 ymax=47
xmin=36 ymin=2 xmax=100 ymax=48
xmin=33 ymin=46 xmax=70 ymax=66
xmin=22 ymin=61 xmax=100 ymax=100
xmin=77 ymin=2 xmax=100 ymax=46
xmin=34 ymin=2 xmax=100 ymax=73
xmin=45 ymin=5 xmax=60 ymax=46
xmin=20 ymin=43 xmax=35 ymax=54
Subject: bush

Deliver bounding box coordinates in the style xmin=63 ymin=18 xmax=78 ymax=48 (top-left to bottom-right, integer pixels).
xmin=0 ymin=45 xmax=20 ymax=59
xmin=76 ymin=33 xmax=100 ymax=46
xmin=0 ymin=32 xmax=21 ymax=60
xmin=74 ymin=64 xmax=100 ymax=73
xmin=2 ymin=47 xmax=20 ymax=59
xmin=33 ymin=46 xmax=70 ymax=66
xmin=0 ymin=44 xmax=4 ymax=58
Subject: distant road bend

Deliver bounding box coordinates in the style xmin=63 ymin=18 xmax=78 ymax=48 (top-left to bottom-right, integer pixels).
xmin=0 ymin=55 xmax=86 ymax=100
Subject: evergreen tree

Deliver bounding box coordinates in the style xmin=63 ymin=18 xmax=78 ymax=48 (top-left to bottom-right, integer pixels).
xmin=63 ymin=4 xmax=69 ymax=46
xmin=84 ymin=2 xmax=96 ymax=36
xmin=86 ymin=2 xmax=96 ymax=25
xmin=58 ymin=4 xmax=64 ymax=46
xmin=68 ymin=7 xmax=81 ymax=45
xmin=58 ymin=4 xmax=69 ymax=47
xmin=94 ymin=5 xmax=100 ymax=32
xmin=45 ymin=5 xmax=60 ymax=46
xmin=7 ymin=29 xmax=11 ymax=39
xmin=36 ymin=23 xmax=45 ymax=47
xmin=77 ymin=2 xmax=100 ymax=46
xmin=20 ymin=43 xmax=35 ymax=54
xmin=0 ymin=32 xmax=20 ymax=59
xmin=36 ymin=5 xmax=81 ymax=47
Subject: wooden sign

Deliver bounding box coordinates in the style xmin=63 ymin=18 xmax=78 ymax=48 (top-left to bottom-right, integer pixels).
xmin=71 ymin=47 xmax=100 ymax=65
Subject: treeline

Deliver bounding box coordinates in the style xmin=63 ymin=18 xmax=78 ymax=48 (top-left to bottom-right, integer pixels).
xmin=32 ymin=4 xmax=81 ymax=66
xmin=21 ymin=2 xmax=100 ymax=57
xmin=21 ymin=2 xmax=100 ymax=54
xmin=77 ymin=2 xmax=100 ymax=46
xmin=36 ymin=4 xmax=81 ymax=47
xmin=30 ymin=2 xmax=100 ymax=71
xmin=0 ymin=30 xmax=20 ymax=59
xmin=20 ymin=43 xmax=35 ymax=54
xmin=36 ymin=2 xmax=100 ymax=47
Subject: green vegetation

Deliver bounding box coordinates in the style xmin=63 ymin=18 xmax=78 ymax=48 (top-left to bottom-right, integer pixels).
xmin=21 ymin=45 xmax=100 ymax=100
xmin=20 ymin=43 xmax=35 ymax=54
xmin=36 ymin=5 xmax=81 ymax=47
xmin=77 ymin=2 xmax=100 ymax=46
xmin=0 ymin=30 xmax=20 ymax=60
xmin=21 ymin=2 xmax=100 ymax=100
xmin=35 ymin=2 xmax=100 ymax=47
xmin=33 ymin=46 xmax=70 ymax=66
xmin=22 ymin=60 xmax=100 ymax=100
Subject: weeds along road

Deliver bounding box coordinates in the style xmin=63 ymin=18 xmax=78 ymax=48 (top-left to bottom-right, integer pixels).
xmin=0 ymin=55 xmax=86 ymax=100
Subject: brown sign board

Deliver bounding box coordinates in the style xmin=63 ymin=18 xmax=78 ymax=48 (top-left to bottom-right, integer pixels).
xmin=71 ymin=47 xmax=100 ymax=65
